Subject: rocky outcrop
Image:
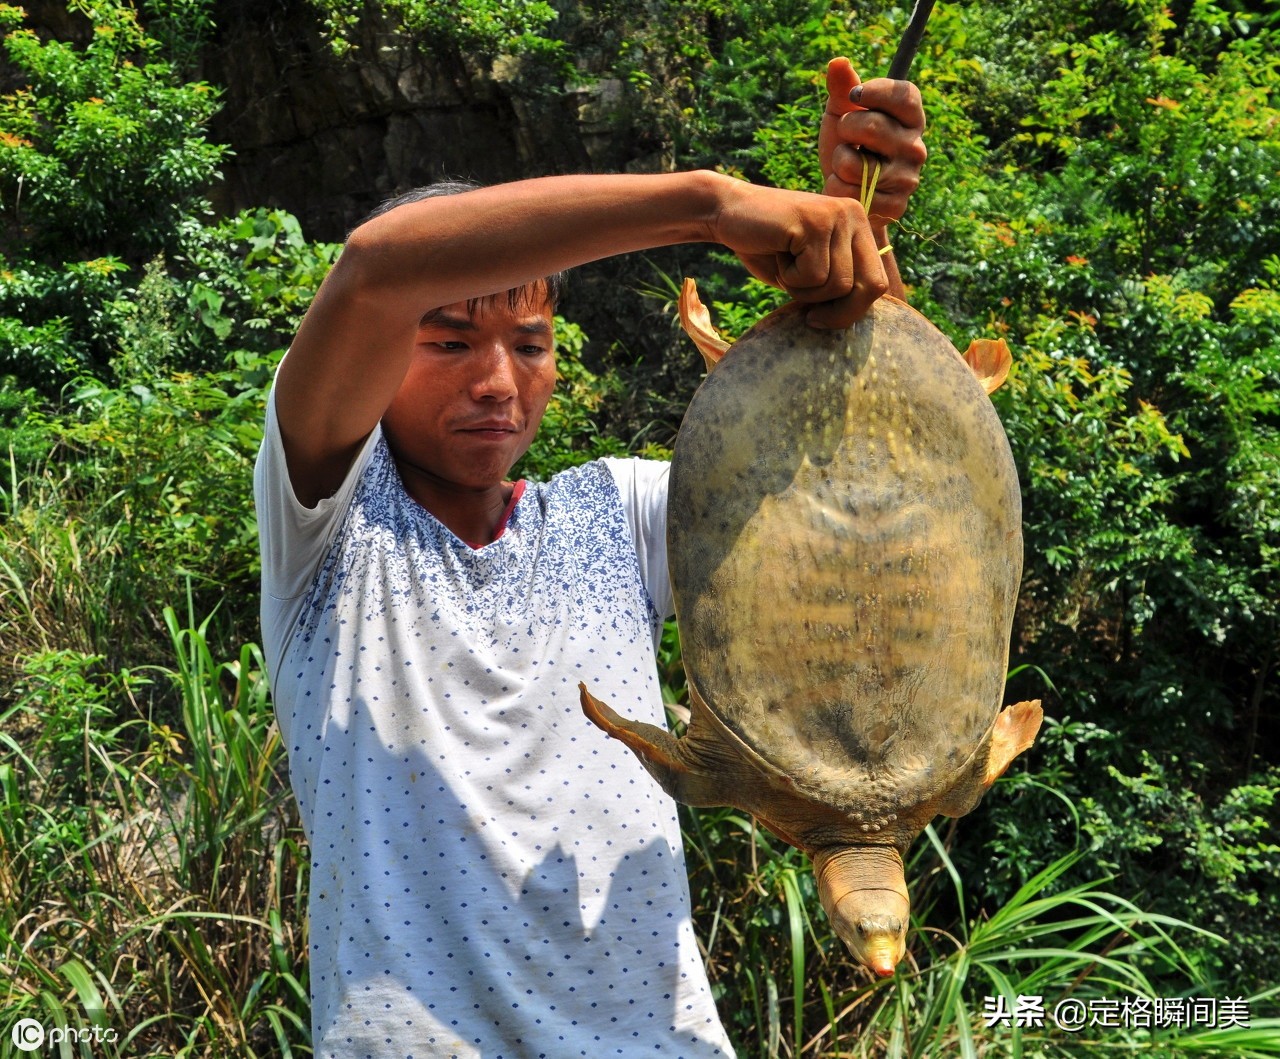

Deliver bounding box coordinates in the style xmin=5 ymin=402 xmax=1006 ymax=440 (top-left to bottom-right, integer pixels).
xmin=8 ymin=0 xmax=692 ymax=372
xmin=201 ymin=0 xmax=655 ymax=240
xmin=12 ymin=0 xmax=656 ymax=241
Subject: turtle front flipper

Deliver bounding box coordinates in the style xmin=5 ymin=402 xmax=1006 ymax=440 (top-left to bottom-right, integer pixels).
xmin=579 ymin=682 xmax=730 ymax=805
xmin=934 ymin=699 xmax=1045 ymax=820
xmin=963 ymin=337 xmax=1013 ymax=394
xmin=677 ymin=278 xmax=732 ymax=371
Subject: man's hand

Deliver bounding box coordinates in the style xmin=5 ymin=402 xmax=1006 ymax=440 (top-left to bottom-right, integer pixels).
xmin=710 ymin=178 xmax=888 ymax=330
xmin=819 ymin=57 xmax=927 ymax=226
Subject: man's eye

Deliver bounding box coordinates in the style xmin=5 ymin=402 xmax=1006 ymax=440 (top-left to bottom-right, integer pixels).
xmin=435 ymin=341 xmax=468 ymax=351
xmin=517 ymin=345 xmax=549 ymax=356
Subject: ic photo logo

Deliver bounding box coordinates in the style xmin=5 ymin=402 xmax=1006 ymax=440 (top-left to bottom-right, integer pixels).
xmin=10 ymin=1019 xmax=44 ymax=1052
xmin=9 ymin=1018 xmax=119 ymax=1052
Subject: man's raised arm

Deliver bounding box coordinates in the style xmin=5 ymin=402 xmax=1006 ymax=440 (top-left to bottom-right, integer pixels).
xmin=274 ymin=171 xmax=887 ymax=505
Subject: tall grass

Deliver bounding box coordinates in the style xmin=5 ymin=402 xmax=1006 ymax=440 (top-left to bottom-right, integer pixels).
xmin=1 ymin=458 xmax=1273 ymax=1055
xmin=0 ymin=452 xmax=122 ymax=670
xmin=0 ymin=588 xmax=1272 ymax=1056
xmin=0 ymin=603 xmax=310 ymax=1057
xmin=682 ymin=801 xmax=1279 ymax=1057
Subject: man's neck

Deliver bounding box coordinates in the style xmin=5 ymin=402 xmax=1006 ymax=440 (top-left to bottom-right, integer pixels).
xmin=393 ymin=454 xmax=516 ymax=547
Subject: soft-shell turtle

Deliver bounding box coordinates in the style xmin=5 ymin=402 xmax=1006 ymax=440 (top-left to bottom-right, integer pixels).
xmin=579 ymin=285 xmax=1042 ymax=977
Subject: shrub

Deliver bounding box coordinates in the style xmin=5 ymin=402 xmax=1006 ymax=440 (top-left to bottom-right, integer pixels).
xmin=0 ymin=0 xmax=227 ymax=389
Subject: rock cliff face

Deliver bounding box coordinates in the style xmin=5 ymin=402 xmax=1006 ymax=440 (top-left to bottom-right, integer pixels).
xmin=11 ymin=0 xmax=692 ymax=371
xmin=16 ymin=0 xmax=654 ymax=241
xmin=210 ymin=0 xmax=687 ymax=242
xmin=203 ymin=0 xmax=616 ymax=240
xmin=196 ymin=1 xmax=688 ymax=359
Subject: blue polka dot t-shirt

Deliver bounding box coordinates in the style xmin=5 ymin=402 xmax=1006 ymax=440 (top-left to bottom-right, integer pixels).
xmin=255 ymin=391 xmax=735 ymax=1058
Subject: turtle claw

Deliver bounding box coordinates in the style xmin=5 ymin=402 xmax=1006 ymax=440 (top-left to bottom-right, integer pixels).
xmin=678 ymin=278 xmax=732 ymax=372
xmin=579 ymin=682 xmax=740 ymax=807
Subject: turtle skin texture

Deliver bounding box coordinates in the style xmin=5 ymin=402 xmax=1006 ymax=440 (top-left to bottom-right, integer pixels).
xmin=580 ymin=295 xmax=1042 ymax=976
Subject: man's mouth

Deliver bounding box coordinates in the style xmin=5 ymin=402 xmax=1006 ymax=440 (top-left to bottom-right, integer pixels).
xmin=458 ymin=421 xmax=519 ymax=438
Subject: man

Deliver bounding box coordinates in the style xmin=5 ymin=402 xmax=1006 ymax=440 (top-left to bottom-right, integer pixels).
xmin=256 ymin=60 xmax=925 ymax=1058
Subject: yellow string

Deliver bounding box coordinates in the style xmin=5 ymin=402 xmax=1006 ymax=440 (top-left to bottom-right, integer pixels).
xmin=860 ymin=157 xmax=881 ymax=211
xmin=858 ymin=158 xmax=894 ymax=256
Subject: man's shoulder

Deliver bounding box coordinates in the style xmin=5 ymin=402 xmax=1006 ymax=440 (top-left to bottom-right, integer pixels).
xmin=533 ymin=455 xmax=669 ymax=511
xmin=596 ymin=454 xmax=670 ymax=491
xmin=535 ymin=457 xmax=669 ymax=577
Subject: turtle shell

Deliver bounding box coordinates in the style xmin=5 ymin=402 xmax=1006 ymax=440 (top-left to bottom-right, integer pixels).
xmin=667 ymin=296 xmax=1023 ymax=816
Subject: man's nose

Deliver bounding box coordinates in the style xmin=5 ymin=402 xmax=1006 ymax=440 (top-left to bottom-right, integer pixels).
xmin=470 ymin=348 xmax=518 ymax=401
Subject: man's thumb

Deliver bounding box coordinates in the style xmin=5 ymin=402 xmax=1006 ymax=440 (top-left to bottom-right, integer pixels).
xmin=825 ymin=57 xmax=864 ymax=116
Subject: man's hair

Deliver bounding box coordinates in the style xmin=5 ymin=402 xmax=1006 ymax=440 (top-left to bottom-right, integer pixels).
xmin=358 ymin=180 xmax=565 ymax=314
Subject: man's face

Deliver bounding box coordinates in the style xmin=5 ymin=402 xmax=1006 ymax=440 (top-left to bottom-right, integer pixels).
xmin=381 ymin=294 xmax=556 ymax=492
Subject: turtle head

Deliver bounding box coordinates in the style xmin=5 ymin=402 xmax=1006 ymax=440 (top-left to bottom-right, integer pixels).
xmin=829 ymin=892 xmax=909 ymax=976
xmin=813 ymin=846 xmax=910 ymax=977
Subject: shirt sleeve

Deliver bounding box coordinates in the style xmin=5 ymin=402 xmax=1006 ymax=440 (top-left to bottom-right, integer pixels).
xmin=600 ymin=456 xmax=674 ymax=620
xmin=254 ymin=382 xmax=382 ymax=604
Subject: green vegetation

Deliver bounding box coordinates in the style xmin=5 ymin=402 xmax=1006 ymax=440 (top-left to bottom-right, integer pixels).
xmin=1 ymin=0 xmax=1277 ymax=1054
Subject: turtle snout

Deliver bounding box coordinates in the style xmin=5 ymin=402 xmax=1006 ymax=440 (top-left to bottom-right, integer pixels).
xmin=853 ymin=915 xmax=906 ymax=977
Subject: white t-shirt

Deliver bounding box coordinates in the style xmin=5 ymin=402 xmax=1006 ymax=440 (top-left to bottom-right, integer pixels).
xmin=255 ymin=391 xmax=735 ymax=1059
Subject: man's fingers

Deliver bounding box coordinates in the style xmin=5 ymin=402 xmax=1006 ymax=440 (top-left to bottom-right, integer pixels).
xmin=794 ymin=204 xmax=888 ymax=328
xmin=845 ymin=77 xmax=925 ymax=130
xmin=835 ymin=109 xmax=928 ymax=166
xmin=820 ymin=57 xmax=863 ymax=184
xmin=823 ymin=204 xmax=887 ymax=327
xmin=804 ymin=266 xmax=889 ymax=329
xmin=826 ymin=143 xmax=922 ymax=221
xmin=775 ymin=219 xmax=842 ymax=295
xmin=717 ymin=186 xmax=887 ymax=321
xmin=821 ymin=69 xmax=926 ymax=221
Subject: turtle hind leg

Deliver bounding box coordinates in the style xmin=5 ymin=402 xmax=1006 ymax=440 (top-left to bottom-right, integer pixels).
xmin=983 ymin=699 xmax=1044 ymax=786
xmin=963 ymin=337 xmax=1013 ymax=394
xmin=936 ymin=699 xmax=1045 ymax=819
xmin=579 ymin=682 xmax=727 ymax=806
